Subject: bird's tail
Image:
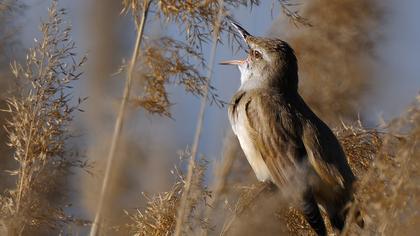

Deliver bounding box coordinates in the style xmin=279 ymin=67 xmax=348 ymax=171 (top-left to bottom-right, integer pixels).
xmin=301 ymin=191 xmax=327 ymax=236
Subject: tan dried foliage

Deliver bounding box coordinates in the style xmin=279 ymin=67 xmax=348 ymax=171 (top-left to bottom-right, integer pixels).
xmin=347 ymin=96 xmax=420 ymax=235
xmin=0 ymin=1 xmax=88 ymax=234
xmin=335 ymin=122 xmax=384 ymax=176
xmin=127 ymin=180 xmax=182 ymax=235
xmin=133 ymin=37 xmax=213 ymax=117
xmin=122 ymin=0 xmax=260 ymax=43
xmin=121 ymin=0 xmax=270 ymax=117
xmin=127 ymin=155 xmax=210 ymax=236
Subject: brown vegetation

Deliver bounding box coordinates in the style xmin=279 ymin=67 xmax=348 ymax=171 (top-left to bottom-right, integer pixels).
xmin=0 ymin=2 xmax=88 ymax=235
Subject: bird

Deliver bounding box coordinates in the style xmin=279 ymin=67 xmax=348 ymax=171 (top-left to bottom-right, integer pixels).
xmin=220 ymin=22 xmax=363 ymax=236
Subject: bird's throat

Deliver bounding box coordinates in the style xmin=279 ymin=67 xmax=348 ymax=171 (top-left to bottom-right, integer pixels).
xmin=238 ymin=67 xmax=269 ymax=91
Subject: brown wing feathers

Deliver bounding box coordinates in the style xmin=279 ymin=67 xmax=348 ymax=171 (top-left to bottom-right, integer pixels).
xmin=243 ymin=90 xmax=353 ymax=190
xmin=244 ymin=91 xmax=302 ymax=186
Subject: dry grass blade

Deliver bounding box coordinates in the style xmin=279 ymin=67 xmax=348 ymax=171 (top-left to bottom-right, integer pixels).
xmin=89 ymin=1 xmax=151 ymax=235
xmin=0 ymin=1 xmax=87 ymax=234
xmin=276 ymin=0 xmax=312 ymax=27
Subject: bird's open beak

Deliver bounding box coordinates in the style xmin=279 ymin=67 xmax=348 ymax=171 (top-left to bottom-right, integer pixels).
xmin=219 ymin=59 xmax=246 ymax=65
xmin=219 ymin=22 xmax=252 ymax=66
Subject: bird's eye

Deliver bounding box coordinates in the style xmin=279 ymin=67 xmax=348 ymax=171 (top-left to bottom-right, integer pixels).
xmin=251 ymin=49 xmax=262 ymax=59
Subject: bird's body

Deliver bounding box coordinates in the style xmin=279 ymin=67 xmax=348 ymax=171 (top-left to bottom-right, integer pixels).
xmin=222 ymin=23 xmax=362 ymax=236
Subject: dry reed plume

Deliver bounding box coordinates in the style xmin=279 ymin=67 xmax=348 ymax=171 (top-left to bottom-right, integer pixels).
xmin=0 ymin=1 xmax=88 ymax=234
xmin=133 ymin=37 xmax=213 ymax=117
xmin=343 ymin=96 xmax=420 ymax=235
xmin=126 ymin=153 xmax=210 ymax=236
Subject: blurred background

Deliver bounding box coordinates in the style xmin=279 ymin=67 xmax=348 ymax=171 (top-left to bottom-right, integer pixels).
xmin=1 ymin=0 xmax=420 ymax=235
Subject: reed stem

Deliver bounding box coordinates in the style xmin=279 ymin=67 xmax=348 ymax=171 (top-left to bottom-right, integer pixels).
xmin=89 ymin=1 xmax=151 ymax=235
xmin=173 ymin=1 xmax=225 ymax=235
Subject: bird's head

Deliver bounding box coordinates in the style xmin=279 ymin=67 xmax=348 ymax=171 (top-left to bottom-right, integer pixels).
xmin=221 ymin=22 xmax=298 ymax=92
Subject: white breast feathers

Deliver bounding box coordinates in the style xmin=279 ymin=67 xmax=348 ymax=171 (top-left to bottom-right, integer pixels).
xmin=231 ymin=107 xmax=272 ymax=182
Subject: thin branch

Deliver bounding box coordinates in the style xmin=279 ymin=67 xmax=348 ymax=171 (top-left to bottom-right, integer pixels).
xmin=173 ymin=0 xmax=225 ymax=235
xmin=220 ymin=183 xmax=270 ymax=236
xmin=89 ymin=1 xmax=151 ymax=235
xmin=201 ymin=131 xmax=237 ymax=236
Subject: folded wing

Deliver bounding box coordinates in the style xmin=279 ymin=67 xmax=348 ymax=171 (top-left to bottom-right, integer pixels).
xmin=244 ymin=90 xmax=354 ymax=189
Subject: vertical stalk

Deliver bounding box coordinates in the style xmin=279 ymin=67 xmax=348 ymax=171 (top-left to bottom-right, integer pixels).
xmin=201 ymin=132 xmax=237 ymax=236
xmin=89 ymin=1 xmax=151 ymax=235
xmin=219 ymin=183 xmax=269 ymax=236
xmin=174 ymin=1 xmax=225 ymax=235
xmin=16 ymin=43 xmax=48 ymax=213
